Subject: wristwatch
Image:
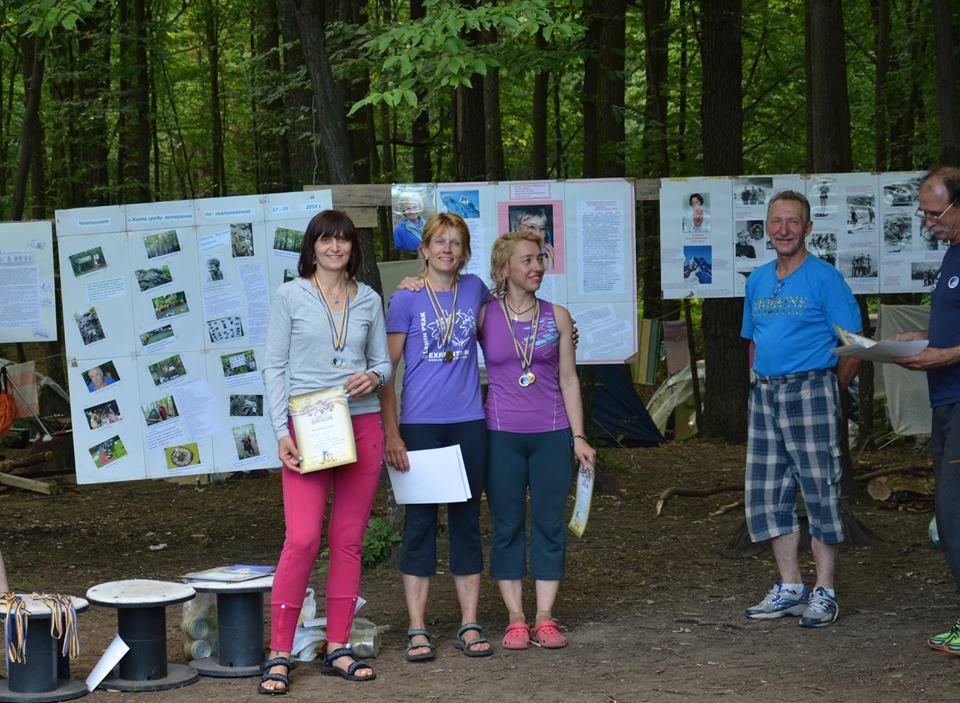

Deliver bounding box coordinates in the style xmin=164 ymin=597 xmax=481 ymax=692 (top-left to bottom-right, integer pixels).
xmin=371 ymin=370 xmax=385 ymax=392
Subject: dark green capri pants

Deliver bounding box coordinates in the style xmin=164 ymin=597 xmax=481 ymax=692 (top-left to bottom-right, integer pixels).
xmin=486 ymin=428 xmax=573 ymax=581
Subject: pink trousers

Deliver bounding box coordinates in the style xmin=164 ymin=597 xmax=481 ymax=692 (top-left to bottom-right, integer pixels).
xmin=270 ymin=412 xmax=383 ymax=650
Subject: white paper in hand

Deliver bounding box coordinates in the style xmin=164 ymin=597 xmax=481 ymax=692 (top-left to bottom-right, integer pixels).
xmin=387 ymin=445 xmax=471 ymax=504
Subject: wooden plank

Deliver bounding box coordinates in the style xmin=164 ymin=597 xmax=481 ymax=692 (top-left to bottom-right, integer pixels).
xmin=305 ymin=184 xmax=392 ymax=206
xmin=633 ymin=177 xmax=660 ymax=201
xmin=0 ymin=472 xmax=56 ymax=495
xmin=337 ymin=206 xmax=379 ymax=229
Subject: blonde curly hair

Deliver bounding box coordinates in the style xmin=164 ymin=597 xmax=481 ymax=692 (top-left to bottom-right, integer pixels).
xmin=490 ymin=230 xmax=545 ymax=297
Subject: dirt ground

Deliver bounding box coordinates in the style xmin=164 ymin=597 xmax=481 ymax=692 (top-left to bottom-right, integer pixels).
xmin=2 ymin=439 xmax=957 ymax=702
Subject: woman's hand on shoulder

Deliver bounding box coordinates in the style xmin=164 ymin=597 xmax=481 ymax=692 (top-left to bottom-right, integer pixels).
xmin=396 ymin=276 xmax=424 ymax=293
xmin=573 ymin=436 xmax=597 ymax=470
xmin=278 ymin=436 xmax=300 ymax=471
xmin=384 ymin=431 xmax=410 ymax=472
xmin=554 ymin=305 xmax=580 ymax=348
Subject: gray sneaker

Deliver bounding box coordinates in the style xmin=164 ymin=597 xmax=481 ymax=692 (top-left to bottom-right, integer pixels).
xmin=745 ymin=582 xmax=808 ymax=619
xmin=799 ymin=587 xmax=839 ymax=627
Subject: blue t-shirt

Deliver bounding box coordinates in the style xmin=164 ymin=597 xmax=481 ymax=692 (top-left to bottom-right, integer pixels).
xmin=928 ymin=243 xmax=960 ymax=407
xmin=385 ymin=273 xmax=490 ymax=424
xmin=741 ymin=254 xmax=861 ymax=376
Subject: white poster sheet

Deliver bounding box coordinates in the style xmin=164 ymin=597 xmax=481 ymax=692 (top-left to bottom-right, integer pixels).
xmin=878 ymin=171 xmax=946 ymax=293
xmin=660 ymin=178 xmax=735 ymax=298
xmin=0 ymin=221 xmax=57 ymax=343
xmin=806 ymin=173 xmax=880 ymax=294
xmin=437 ymin=182 xmax=497 ymax=287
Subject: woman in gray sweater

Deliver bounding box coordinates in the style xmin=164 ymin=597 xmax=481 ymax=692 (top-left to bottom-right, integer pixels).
xmin=259 ymin=210 xmax=391 ymax=694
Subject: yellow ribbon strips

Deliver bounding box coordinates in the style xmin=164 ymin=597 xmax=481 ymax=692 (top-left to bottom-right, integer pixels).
xmin=33 ymin=592 xmax=81 ymax=659
xmin=313 ymin=274 xmax=350 ymax=358
xmin=2 ymin=593 xmax=28 ymax=664
xmin=424 ymin=278 xmax=459 ymax=357
xmin=498 ymin=297 xmax=540 ymax=374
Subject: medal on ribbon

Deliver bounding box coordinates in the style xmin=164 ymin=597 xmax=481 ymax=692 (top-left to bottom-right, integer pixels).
xmin=424 ymin=278 xmax=458 ymax=362
xmin=314 ymin=273 xmax=350 ymax=367
xmin=498 ymin=297 xmax=540 ymax=387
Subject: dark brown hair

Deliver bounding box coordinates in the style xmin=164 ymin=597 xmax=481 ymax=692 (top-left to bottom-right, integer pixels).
xmin=297 ymin=209 xmax=363 ymax=279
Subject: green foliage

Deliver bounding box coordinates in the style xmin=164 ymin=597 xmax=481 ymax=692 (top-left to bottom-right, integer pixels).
xmin=10 ymin=0 xmax=97 ymax=35
xmin=350 ymin=0 xmax=581 ymax=115
xmin=361 ymin=516 xmax=401 ymax=570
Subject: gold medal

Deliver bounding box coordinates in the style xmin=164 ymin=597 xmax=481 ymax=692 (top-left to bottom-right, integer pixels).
xmin=425 ymin=278 xmax=458 ymax=362
xmin=499 ymin=297 xmax=540 ymax=388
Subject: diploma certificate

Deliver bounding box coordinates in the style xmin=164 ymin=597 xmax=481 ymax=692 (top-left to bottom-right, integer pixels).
xmin=568 ymin=464 xmax=594 ymax=538
xmin=288 ymin=387 xmax=356 ymax=473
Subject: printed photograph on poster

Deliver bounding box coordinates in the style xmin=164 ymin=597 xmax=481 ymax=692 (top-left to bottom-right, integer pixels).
xmin=204 ymin=257 xmax=225 ymax=284
xmin=847 ymin=195 xmax=876 ymax=232
xmin=439 ymin=190 xmax=480 ymax=219
xmin=392 ymin=184 xmax=437 ymax=251
xmin=139 ymin=324 xmax=174 ymax=348
xmin=230 ymin=223 xmax=255 ymax=257
xmin=82 ymin=361 xmax=120 ymax=393
xmin=883 ymin=178 xmax=921 ymax=208
xmin=734 ymin=221 xmax=763 ymax=260
xmin=808 ymin=231 xmax=838 ymax=265
xmin=883 ymin=215 xmax=913 ymax=253
xmin=68 ymin=246 xmax=108 ymax=277
xmin=283 ymin=268 xmax=297 ymax=283
xmin=681 ymin=192 xmax=711 ymax=233
xmin=152 ymin=291 xmax=189 ymax=319
xmin=911 ymin=262 xmax=940 ymax=287
xmin=230 ymin=394 xmax=263 ymax=416
xmin=143 ymin=230 xmax=181 ymax=259
xmin=165 ymin=442 xmax=201 ymax=469
xmin=135 ymin=265 xmax=173 ymax=292
xmin=839 ymin=252 xmax=877 ymax=279
xmin=233 ymin=424 xmax=261 ymax=460
xmin=221 ymin=349 xmax=257 ymax=377
xmin=508 ymin=204 xmax=557 ymax=269
xmin=207 ymin=316 xmax=244 ymax=344
xmin=84 ymin=399 xmax=122 ymax=430
xmin=74 ymin=307 xmax=106 ymax=345
xmin=733 ymin=178 xmax=771 ymax=207
xmin=89 ymin=434 xmax=128 ymax=468
xmin=683 ymin=246 xmax=713 ymax=284
xmin=272 ymin=225 xmax=305 ymax=256
xmin=142 ymin=396 xmax=179 ymax=426
xmin=811 ymin=177 xmax=838 ymax=217
xmin=148 ymin=354 xmax=187 ymax=386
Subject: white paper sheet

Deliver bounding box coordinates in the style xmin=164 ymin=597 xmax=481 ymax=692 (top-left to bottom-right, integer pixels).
xmin=387 ymin=445 xmax=471 ymax=504
xmin=577 ymin=200 xmax=626 ymax=296
xmin=85 ymin=633 xmax=130 ymax=691
xmin=568 ymin=464 xmax=595 ymax=538
xmin=173 ymin=379 xmax=223 ymax=440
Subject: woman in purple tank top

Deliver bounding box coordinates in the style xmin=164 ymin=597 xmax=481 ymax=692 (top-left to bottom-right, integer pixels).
xmin=477 ymin=231 xmax=596 ymax=651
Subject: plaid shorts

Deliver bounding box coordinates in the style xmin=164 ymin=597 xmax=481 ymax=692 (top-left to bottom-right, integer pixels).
xmin=745 ymin=368 xmax=844 ymax=545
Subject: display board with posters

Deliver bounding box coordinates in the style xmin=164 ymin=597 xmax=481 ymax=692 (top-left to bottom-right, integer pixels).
xmin=659 ymin=172 xmax=945 ymax=298
xmin=0 ymin=220 xmax=58 ymax=343
xmin=57 ymin=190 xmax=333 ymax=485
xmin=60 ymin=180 xmax=637 ymax=484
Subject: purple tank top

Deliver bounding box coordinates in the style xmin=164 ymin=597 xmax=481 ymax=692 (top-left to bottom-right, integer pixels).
xmin=479 ymin=298 xmax=569 ymax=433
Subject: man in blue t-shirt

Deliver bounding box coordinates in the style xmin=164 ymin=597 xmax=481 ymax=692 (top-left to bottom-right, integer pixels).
xmin=892 ymin=167 xmax=960 ymax=655
xmin=740 ymin=190 xmax=861 ymax=628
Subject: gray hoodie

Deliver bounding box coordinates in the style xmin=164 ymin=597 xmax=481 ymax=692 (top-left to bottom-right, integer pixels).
xmin=263 ymin=276 xmax=391 ymax=441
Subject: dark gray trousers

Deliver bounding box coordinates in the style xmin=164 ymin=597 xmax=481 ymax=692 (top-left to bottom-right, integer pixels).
xmin=933 ymin=401 xmax=960 ymax=589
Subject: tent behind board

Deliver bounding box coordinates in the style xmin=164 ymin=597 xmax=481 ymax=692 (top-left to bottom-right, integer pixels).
xmin=590 ymin=365 xmax=665 ymax=447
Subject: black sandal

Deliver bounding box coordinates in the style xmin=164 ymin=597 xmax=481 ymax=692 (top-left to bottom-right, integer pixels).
xmin=258 ymin=656 xmax=292 ymax=696
xmin=320 ymin=647 xmax=376 ymax=682
xmin=454 ymin=623 xmax=494 ymax=658
xmin=405 ymin=628 xmax=436 ymax=662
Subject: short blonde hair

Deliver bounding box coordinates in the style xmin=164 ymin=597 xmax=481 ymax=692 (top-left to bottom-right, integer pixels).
xmin=420 ymin=213 xmax=472 ymax=275
xmin=490 ymin=230 xmax=544 ymax=296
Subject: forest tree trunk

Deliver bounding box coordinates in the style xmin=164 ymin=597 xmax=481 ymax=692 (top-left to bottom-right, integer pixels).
xmin=931 ymin=0 xmax=960 ymax=165
xmin=699 ymin=0 xmax=749 ymax=442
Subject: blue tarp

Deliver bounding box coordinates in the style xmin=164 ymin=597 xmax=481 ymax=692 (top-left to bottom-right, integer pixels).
xmin=590 ymin=365 xmax=665 ymax=447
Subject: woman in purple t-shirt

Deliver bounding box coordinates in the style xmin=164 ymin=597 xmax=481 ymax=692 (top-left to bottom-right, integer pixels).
xmin=382 ymin=213 xmax=495 ymax=661
xmin=477 ymin=230 xmax=596 ymax=651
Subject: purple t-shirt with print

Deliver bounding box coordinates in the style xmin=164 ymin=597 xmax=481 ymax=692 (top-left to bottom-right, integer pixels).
xmin=385 ymin=273 xmax=489 ymax=424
